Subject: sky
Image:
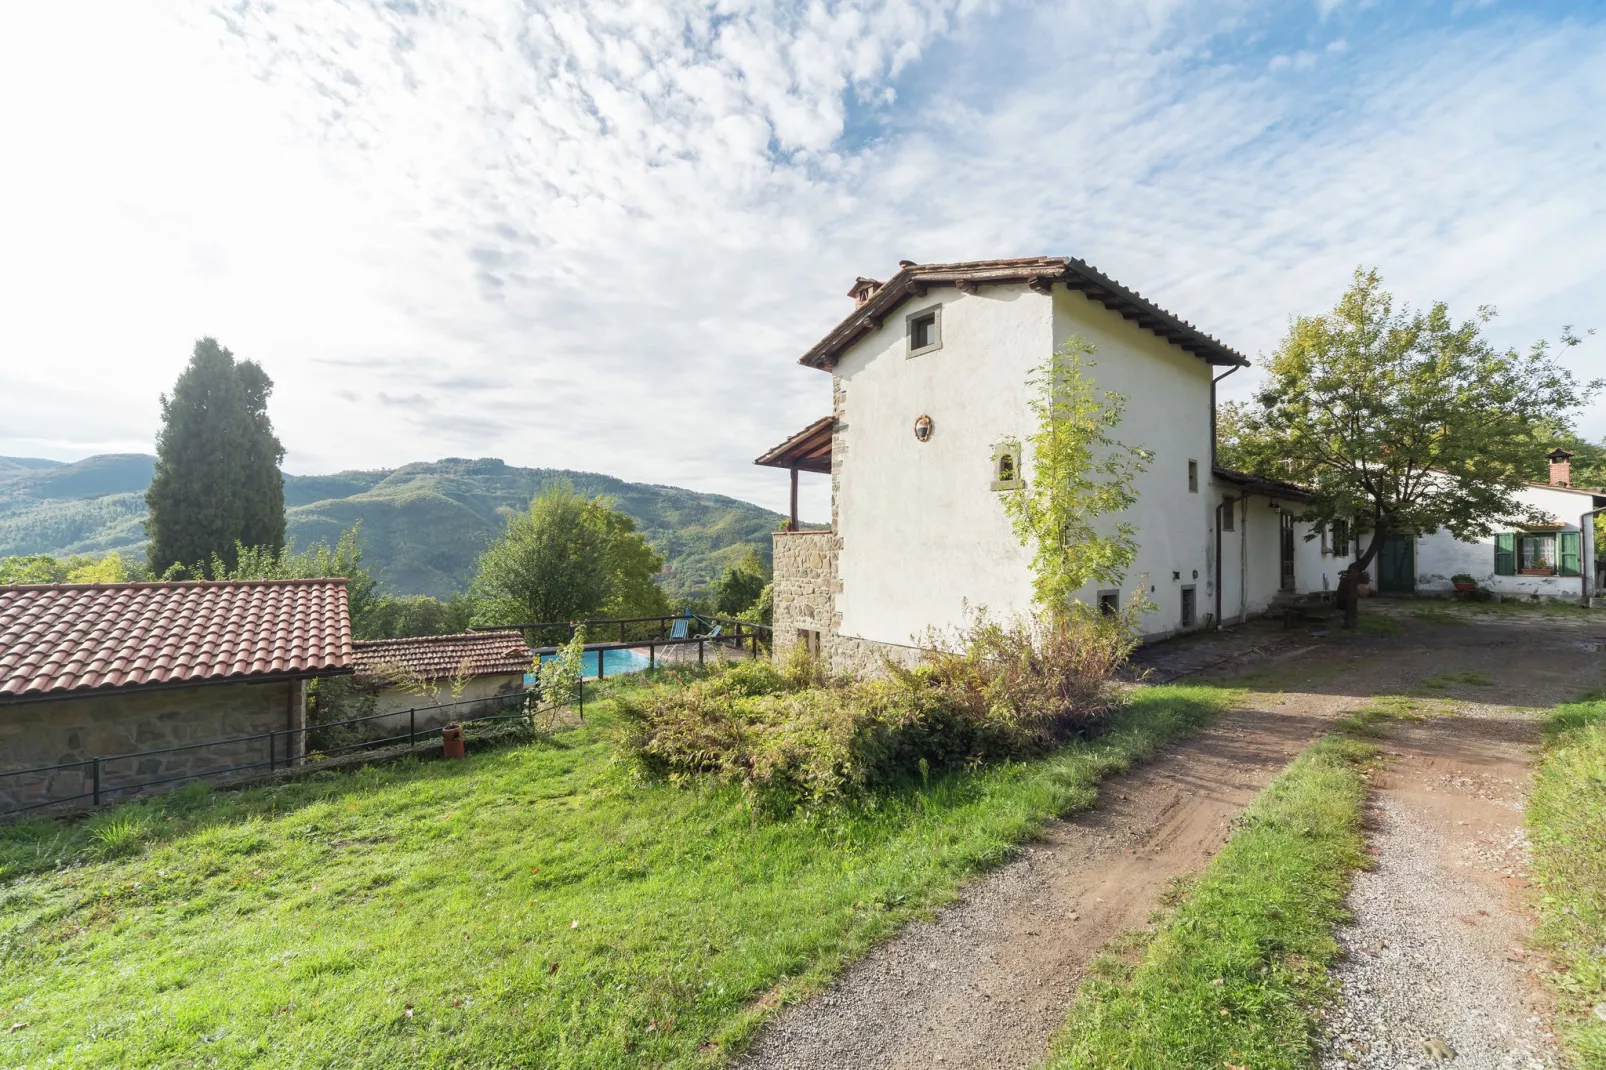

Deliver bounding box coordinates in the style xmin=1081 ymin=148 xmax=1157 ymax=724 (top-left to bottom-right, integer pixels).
xmin=1 ymin=0 xmax=1603 ymax=521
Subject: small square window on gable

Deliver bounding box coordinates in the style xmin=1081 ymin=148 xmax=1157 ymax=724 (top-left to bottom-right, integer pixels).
xmin=1187 ymin=459 xmax=1199 ymax=493
xmin=906 ymin=304 xmax=942 ymax=357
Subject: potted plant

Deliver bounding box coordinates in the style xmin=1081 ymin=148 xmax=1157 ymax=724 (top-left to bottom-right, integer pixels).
xmin=1451 ymin=573 xmax=1477 ymax=593
xmin=1350 ymin=568 xmax=1371 ymax=597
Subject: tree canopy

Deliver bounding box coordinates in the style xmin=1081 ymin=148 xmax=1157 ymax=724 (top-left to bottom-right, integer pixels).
xmin=202 ymin=526 xmax=379 ymax=636
xmin=1000 ymin=337 xmax=1149 ymax=617
xmin=0 ymin=551 xmax=131 ymax=585
xmin=145 ymin=338 xmax=286 ymax=575
xmin=470 ymin=482 xmax=669 ymax=626
xmin=1219 ymin=268 xmax=1599 ymax=571
xmin=713 ymin=548 xmax=770 ymax=617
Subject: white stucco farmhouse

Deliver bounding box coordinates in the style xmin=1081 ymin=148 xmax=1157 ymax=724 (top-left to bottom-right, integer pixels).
xmin=1378 ymin=450 xmax=1606 ymax=602
xmin=757 ymin=257 xmax=1350 ymax=673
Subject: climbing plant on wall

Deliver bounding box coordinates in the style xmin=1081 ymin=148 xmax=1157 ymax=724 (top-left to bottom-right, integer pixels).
xmin=1000 ymin=337 xmax=1150 ymax=618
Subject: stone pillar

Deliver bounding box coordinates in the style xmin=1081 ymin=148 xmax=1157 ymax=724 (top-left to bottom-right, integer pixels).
xmin=770 ymin=530 xmax=838 ymax=662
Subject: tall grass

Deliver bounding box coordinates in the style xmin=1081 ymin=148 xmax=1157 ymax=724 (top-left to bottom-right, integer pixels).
xmin=1044 ymin=733 xmax=1376 ymax=1069
xmin=1528 ymin=694 xmax=1606 ymax=1064
xmin=0 ymin=682 xmax=1231 ymax=1068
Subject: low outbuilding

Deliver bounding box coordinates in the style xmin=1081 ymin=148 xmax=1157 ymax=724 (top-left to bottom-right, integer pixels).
xmin=348 ymin=630 xmax=531 ymax=733
xmin=0 ymin=578 xmax=352 ymax=816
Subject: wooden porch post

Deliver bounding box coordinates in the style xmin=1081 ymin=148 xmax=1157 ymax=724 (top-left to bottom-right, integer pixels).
xmin=790 ymin=466 xmax=799 ymax=530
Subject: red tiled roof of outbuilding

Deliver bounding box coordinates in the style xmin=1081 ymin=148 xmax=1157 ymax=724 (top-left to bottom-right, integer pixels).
xmin=351 ymin=631 xmax=530 ymax=683
xmin=0 ymin=578 xmax=353 ymax=701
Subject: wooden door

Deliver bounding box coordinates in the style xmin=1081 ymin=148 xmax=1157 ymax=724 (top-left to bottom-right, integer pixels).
xmin=1279 ymin=513 xmax=1296 ymax=591
xmin=1379 ymin=534 xmax=1415 ymax=594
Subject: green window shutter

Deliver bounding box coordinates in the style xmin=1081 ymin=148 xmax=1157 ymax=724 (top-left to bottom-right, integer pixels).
xmin=1494 ymin=533 xmax=1515 ymax=576
xmin=1559 ymin=531 xmax=1581 ymax=577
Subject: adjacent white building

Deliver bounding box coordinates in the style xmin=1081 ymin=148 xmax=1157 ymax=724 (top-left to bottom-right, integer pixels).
xmin=758 ymin=257 xmax=1346 ymax=673
xmin=1393 ymin=451 xmax=1604 ymax=601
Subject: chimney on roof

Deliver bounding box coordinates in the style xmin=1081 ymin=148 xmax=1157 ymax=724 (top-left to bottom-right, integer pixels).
xmin=1548 ymin=447 xmax=1574 ymax=487
xmin=848 ymin=277 xmax=883 ymax=308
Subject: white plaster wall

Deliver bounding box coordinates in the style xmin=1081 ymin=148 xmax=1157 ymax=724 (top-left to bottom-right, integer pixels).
xmin=1413 ymin=482 xmax=1598 ymax=599
xmin=832 ymin=286 xmax=1042 ymax=646
xmin=830 ymin=282 xmax=1220 ymax=645
xmin=1294 ymin=518 xmax=1357 ymax=596
xmin=1052 ymin=288 xmax=1216 ymax=637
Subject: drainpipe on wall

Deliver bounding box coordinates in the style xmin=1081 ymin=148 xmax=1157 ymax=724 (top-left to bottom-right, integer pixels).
xmin=1214 ymin=490 xmax=1252 ymax=628
xmin=1582 ymin=506 xmax=1606 ymax=607
xmin=1210 ymin=364 xmax=1240 ymax=469
xmin=1209 ymin=364 xmax=1242 ymax=628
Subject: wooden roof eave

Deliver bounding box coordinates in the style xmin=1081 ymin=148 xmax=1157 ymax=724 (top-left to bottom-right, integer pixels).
xmin=755 ymin=416 xmax=834 ymax=473
xmin=796 ymin=257 xmax=1250 ymax=371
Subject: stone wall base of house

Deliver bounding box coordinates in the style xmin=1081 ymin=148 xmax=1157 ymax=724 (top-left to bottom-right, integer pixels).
xmin=821 ymin=633 xmax=925 ymax=677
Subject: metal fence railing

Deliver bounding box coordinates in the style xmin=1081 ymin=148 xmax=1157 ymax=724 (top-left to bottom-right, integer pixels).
xmin=476 ymin=612 xmax=772 ymax=649
xmin=529 ymin=628 xmax=769 ymax=678
xmin=0 ymin=688 xmax=547 ymax=820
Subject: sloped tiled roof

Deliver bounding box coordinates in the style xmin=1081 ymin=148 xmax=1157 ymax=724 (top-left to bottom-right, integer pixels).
xmin=800 ymin=256 xmax=1250 ymax=370
xmin=0 ymin=579 xmax=353 ymax=701
xmin=351 ymin=631 xmax=530 ymax=683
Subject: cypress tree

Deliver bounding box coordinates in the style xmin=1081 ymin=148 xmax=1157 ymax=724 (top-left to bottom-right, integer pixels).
xmin=145 ymin=338 xmax=286 ymax=574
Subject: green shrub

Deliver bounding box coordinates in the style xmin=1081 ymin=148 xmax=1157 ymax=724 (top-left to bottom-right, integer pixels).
xmin=617 ymin=608 xmax=1137 ymax=809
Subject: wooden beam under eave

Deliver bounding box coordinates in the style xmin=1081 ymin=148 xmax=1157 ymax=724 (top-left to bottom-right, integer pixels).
xmin=1028 ymin=277 xmax=1054 ymax=295
xmin=955 ymin=279 xmax=978 ymax=294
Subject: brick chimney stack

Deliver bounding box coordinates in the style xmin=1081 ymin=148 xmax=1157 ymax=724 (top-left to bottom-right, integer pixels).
xmin=847 ymin=277 xmax=883 ymax=308
xmin=1548 ymin=447 xmax=1574 ymax=487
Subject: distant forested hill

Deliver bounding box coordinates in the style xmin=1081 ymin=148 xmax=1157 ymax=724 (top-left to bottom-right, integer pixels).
xmin=0 ymin=454 xmax=789 ymax=600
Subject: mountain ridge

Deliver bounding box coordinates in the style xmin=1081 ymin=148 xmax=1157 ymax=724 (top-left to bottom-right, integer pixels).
xmin=0 ymin=454 xmax=791 ymax=600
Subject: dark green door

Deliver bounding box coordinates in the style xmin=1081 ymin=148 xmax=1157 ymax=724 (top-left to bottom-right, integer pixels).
xmin=1378 ymin=534 xmax=1415 ymax=594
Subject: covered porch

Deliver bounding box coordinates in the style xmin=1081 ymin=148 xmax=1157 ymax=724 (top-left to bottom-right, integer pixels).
xmin=753 ymin=415 xmax=832 ymax=530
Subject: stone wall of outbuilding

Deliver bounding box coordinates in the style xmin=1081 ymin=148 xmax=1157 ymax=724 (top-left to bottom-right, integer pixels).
xmin=0 ymin=678 xmax=304 ymax=817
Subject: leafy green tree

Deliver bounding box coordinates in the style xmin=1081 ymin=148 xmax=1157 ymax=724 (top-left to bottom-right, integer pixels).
xmin=0 ymin=552 xmax=133 ymax=584
xmin=358 ymin=594 xmax=478 ymax=640
xmin=146 ymin=338 xmax=285 ymax=574
xmin=1000 ymin=337 xmax=1149 ymax=618
xmin=471 ymin=482 xmax=668 ymax=627
xmin=204 ymin=526 xmax=378 ymax=635
xmin=713 ymin=548 xmax=770 ymax=617
xmin=1224 ymin=269 xmax=1599 ymax=579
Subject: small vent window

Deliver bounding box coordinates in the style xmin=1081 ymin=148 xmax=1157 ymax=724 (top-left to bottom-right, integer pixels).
xmin=1098 ymin=590 xmax=1120 ymax=617
xmin=992 ymin=444 xmax=1023 ymax=490
xmin=1221 ymin=497 xmax=1235 ymax=532
xmin=1187 ymin=459 xmax=1199 ymax=493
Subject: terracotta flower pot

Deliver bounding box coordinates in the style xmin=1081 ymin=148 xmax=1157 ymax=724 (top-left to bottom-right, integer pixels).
xmin=441 ymin=723 xmax=466 ymax=760
xmin=1453 ymin=581 xmax=1476 ymax=593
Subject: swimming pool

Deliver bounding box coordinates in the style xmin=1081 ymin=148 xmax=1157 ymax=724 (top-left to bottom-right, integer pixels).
xmin=526 ymin=646 xmax=652 ymax=684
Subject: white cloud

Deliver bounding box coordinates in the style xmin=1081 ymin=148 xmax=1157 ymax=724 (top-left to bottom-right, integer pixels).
xmin=0 ymin=0 xmax=1602 ymax=528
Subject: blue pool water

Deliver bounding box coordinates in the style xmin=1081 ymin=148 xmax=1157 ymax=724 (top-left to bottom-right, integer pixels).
xmin=525 ymin=646 xmax=652 ymax=685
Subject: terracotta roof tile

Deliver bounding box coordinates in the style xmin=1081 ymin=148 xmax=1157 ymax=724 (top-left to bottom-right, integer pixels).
xmin=0 ymin=579 xmax=353 ymax=700
xmin=351 ymin=631 xmax=530 ymax=683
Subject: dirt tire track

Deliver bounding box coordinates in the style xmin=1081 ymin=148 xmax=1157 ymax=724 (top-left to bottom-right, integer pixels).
xmin=736 ymin=704 xmax=1337 ymax=1070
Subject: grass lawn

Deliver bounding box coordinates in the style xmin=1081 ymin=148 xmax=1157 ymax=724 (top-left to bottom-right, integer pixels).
xmin=0 ymin=681 xmax=1230 ymax=1068
xmin=1528 ymin=693 xmax=1606 ymax=1065
xmin=1041 ymin=724 xmax=1379 ymax=1069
